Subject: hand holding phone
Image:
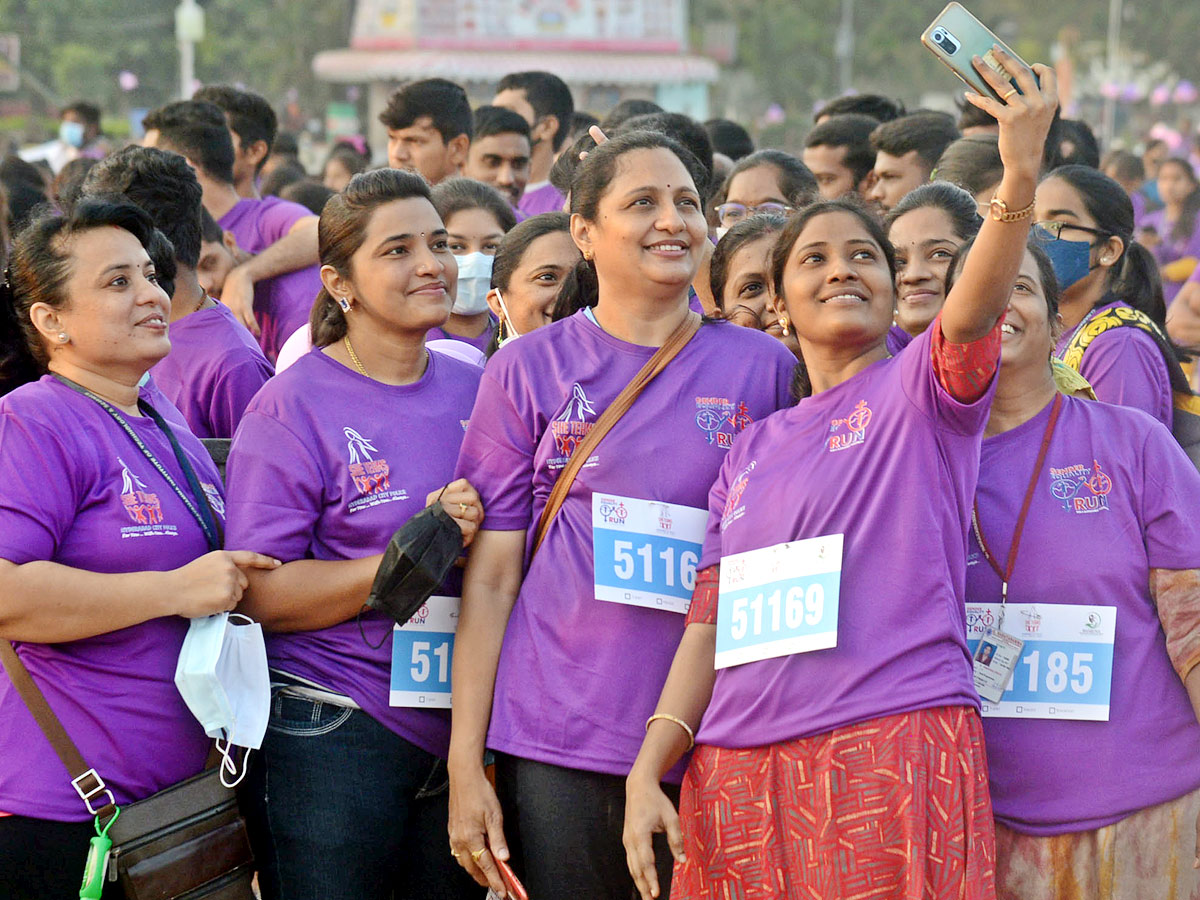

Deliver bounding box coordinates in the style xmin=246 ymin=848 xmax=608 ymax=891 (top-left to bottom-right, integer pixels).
xmin=484 ymin=858 xmax=529 ymax=900
xmin=921 ymin=3 xmax=1035 ymax=102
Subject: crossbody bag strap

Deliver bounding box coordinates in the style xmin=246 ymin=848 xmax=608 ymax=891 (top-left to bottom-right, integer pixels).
xmin=531 ymin=311 xmax=702 ymax=555
xmin=0 ymin=640 xmax=116 ymax=820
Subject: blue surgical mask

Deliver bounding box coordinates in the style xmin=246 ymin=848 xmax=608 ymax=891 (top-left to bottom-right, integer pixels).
xmin=1033 ymin=226 xmax=1094 ymax=291
xmin=59 ymin=119 xmax=85 ymax=148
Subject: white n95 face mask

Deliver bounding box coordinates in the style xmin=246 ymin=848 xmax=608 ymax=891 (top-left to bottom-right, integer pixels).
xmin=452 ymin=252 xmax=494 ymax=316
xmin=175 ymin=612 xmax=270 ymax=787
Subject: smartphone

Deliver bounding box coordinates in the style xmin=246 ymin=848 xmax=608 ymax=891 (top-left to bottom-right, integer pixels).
xmin=485 ymin=858 xmax=529 ymax=900
xmin=921 ymin=2 xmax=1035 ymax=102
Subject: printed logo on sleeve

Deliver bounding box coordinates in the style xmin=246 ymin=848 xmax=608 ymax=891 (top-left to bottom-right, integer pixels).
xmin=344 ymin=427 xmax=408 ymax=513
xmin=201 ymin=482 xmax=226 ymax=519
xmin=720 ymin=460 xmax=757 ymax=530
xmin=826 ymin=399 xmax=873 ymax=452
xmin=118 ymin=457 xmax=177 ymax=538
xmin=548 ymin=383 xmax=597 ymax=470
xmin=694 ymin=397 xmax=754 ymax=447
xmin=1049 ymin=459 xmax=1112 ymax=514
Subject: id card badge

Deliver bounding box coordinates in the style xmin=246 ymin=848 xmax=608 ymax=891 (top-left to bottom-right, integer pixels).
xmin=966 ymin=603 xmax=1116 ymax=720
xmin=714 ymin=534 xmax=843 ymax=669
xmin=389 ymin=596 xmax=459 ymax=708
xmin=592 ymin=493 xmax=708 ymax=614
xmin=972 ymin=626 xmax=1024 ymax=703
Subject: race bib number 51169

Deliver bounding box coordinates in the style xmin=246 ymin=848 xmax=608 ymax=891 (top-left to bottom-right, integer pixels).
xmin=715 ymin=534 xmax=843 ymax=669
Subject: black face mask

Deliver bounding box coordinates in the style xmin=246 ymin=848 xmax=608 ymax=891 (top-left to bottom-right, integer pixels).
xmin=364 ymin=502 xmax=463 ymax=631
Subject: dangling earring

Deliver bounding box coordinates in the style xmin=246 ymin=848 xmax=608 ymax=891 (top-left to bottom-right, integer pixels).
xmin=57 ymin=332 xmax=69 ymax=344
xmin=779 ymin=316 xmax=790 ymax=337
xmin=337 ymin=296 xmax=352 ymax=312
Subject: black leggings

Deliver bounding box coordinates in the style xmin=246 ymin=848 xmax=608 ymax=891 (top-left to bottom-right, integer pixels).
xmin=0 ymin=814 xmax=103 ymax=899
xmin=494 ymin=753 xmax=679 ymax=900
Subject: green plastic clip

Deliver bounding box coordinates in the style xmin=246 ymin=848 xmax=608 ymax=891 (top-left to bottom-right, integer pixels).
xmin=79 ymin=807 xmax=120 ymax=899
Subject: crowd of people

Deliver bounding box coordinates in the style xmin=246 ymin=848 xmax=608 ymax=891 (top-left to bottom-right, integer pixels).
xmin=3 ymin=48 xmax=1200 ymax=900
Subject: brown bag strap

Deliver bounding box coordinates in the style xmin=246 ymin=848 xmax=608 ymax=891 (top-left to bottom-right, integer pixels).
xmin=0 ymin=638 xmax=117 ymax=819
xmin=531 ymin=310 xmax=702 ymax=555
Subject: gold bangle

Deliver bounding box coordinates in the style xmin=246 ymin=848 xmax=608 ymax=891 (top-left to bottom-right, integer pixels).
xmin=645 ymin=713 xmax=696 ymax=752
xmin=989 ymin=195 xmax=1036 ymax=223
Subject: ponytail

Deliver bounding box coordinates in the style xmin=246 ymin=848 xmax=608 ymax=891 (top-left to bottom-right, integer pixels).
xmin=790 ymin=355 xmax=812 ymax=403
xmin=551 ymin=258 xmax=599 ymax=322
xmin=310 ymin=289 xmax=347 ymax=347
xmin=1112 ymin=240 xmax=1167 ymax=330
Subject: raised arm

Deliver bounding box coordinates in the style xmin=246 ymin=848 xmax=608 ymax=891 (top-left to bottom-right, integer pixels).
xmin=222 ymin=217 xmax=319 ymax=335
xmin=940 ymin=49 xmax=1058 ymax=344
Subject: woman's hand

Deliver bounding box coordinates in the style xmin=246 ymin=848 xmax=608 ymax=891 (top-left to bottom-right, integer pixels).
xmin=624 ymin=772 xmax=686 ymax=900
xmin=170 ymin=550 xmax=281 ymax=618
xmin=426 ymin=478 xmax=485 ymax=547
xmin=448 ymin=762 xmax=510 ymax=894
xmin=965 ymin=47 xmax=1058 ymax=183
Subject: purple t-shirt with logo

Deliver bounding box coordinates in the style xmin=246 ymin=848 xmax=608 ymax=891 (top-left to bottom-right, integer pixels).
xmin=455 ymin=312 xmax=795 ymax=779
xmin=0 ymin=377 xmax=223 ymax=821
xmin=1055 ymin=300 xmax=1173 ymax=429
xmin=224 ymin=348 xmax=481 ymax=758
xmin=219 ymin=197 xmax=322 ymax=363
xmin=517 ymin=182 xmax=566 ymax=217
xmin=969 ymin=396 xmax=1200 ymax=835
xmin=152 ymin=302 xmax=274 ymax=439
xmin=696 ymin=325 xmax=995 ymax=748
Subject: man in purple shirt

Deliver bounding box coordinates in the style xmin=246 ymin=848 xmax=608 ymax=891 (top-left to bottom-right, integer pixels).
xmin=142 ymin=100 xmax=322 ymax=361
xmin=194 ymin=85 xmax=279 ymax=201
xmin=82 ymin=146 xmax=272 ymax=438
xmin=380 ymin=78 xmax=472 ymax=186
xmin=493 ymin=71 xmax=574 ymax=217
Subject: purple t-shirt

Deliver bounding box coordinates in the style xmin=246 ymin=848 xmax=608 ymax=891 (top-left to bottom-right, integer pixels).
xmin=426 ymin=314 xmax=497 ymax=354
xmin=517 ymin=182 xmax=566 ymax=217
xmin=969 ymin=396 xmax=1200 ymax=835
xmin=152 ymin=302 xmax=274 ymax=439
xmin=0 ymin=377 xmax=223 ymax=821
xmin=224 ymin=348 xmax=481 ymax=758
xmin=1140 ymin=208 xmax=1200 ymax=305
xmin=696 ymin=325 xmax=995 ymax=748
xmin=219 ymin=197 xmax=322 ymax=363
xmin=1055 ymin=300 xmax=1173 ymax=429
xmin=886 ymin=324 xmax=915 ymax=355
xmin=455 ymin=312 xmax=796 ymax=779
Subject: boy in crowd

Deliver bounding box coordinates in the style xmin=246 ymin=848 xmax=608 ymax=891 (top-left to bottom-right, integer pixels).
xmin=380 ymin=78 xmax=472 ymax=185
xmin=142 ymin=99 xmax=321 ymax=361
xmin=802 ymin=114 xmax=879 ymax=200
xmin=464 ymin=106 xmax=532 ymax=212
xmin=867 ymin=111 xmax=960 ymax=212
xmin=493 ymin=71 xmax=574 ymax=216
xmin=195 ymin=85 xmax=279 ymax=200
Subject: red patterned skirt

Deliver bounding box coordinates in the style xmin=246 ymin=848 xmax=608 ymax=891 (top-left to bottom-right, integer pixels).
xmin=672 ymin=706 xmax=996 ymax=900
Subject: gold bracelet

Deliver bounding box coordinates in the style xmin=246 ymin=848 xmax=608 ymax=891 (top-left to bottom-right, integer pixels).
xmin=988 ymin=195 xmax=1036 ymax=223
xmin=645 ymin=713 xmax=696 ymax=752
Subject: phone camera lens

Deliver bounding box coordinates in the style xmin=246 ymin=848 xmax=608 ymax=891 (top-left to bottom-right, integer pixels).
xmin=932 ymin=28 xmax=960 ymax=55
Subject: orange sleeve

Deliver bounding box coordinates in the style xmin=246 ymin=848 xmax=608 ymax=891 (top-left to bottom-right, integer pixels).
xmin=931 ymin=312 xmax=1003 ymax=404
xmin=685 ymin=565 xmax=720 ymax=627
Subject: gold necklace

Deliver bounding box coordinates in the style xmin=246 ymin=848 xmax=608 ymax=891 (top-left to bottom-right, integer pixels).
xmin=343 ymin=335 xmax=369 ymax=377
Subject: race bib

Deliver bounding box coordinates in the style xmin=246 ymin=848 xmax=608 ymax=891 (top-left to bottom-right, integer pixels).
xmin=389 ymin=596 xmax=459 ymax=708
xmin=593 ymin=493 xmax=707 ymax=614
xmin=715 ymin=534 xmax=843 ymax=670
xmin=966 ymin=603 xmax=1115 ymax=720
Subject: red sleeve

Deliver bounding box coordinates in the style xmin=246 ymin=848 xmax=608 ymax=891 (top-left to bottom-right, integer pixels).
xmin=685 ymin=565 xmax=720 ymax=627
xmin=930 ymin=312 xmax=1002 ymax=404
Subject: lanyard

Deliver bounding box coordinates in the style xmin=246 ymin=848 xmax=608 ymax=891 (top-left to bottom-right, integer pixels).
xmin=52 ymin=375 xmax=222 ymax=552
xmin=971 ymin=393 xmax=1062 ymax=611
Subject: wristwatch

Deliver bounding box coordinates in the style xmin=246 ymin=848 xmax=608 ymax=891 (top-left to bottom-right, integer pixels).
xmin=989 ymin=195 xmax=1036 ymax=223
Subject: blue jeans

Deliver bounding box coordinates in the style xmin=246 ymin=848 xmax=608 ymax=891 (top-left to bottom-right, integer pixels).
xmin=240 ymin=691 xmax=481 ymax=900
